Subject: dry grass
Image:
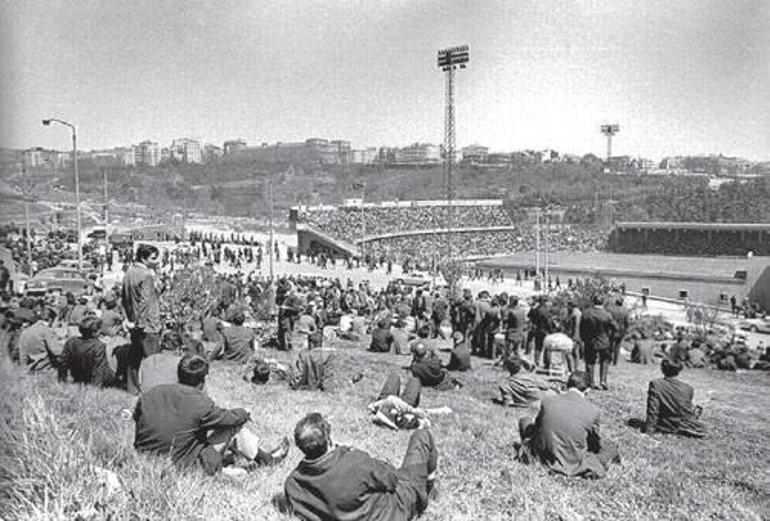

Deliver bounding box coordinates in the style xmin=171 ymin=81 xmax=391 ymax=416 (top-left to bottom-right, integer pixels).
xmin=1 ymin=338 xmax=769 ymax=521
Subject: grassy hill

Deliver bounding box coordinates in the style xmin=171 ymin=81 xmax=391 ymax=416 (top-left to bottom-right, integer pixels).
xmin=2 ymin=339 xmax=768 ymax=520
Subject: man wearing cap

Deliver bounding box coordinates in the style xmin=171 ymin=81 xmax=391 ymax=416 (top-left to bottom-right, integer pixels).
xmin=369 ymin=317 xmax=394 ymax=353
xmin=643 ymin=358 xmax=706 ymax=438
xmin=284 ymin=413 xmax=438 ymax=520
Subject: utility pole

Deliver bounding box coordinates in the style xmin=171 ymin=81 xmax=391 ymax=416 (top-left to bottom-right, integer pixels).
xmin=544 ymin=213 xmax=550 ymax=291
xmin=438 ymin=45 xmax=469 ymax=260
xmin=102 ymin=169 xmax=109 ymax=229
xmin=268 ymin=174 xmax=274 ymax=281
xmin=360 ymin=182 xmax=367 ymax=263
xmin=25 ymin=203 xmax=32 ymax=271
xmin=535 ymin=210 xmax=541 ymax=288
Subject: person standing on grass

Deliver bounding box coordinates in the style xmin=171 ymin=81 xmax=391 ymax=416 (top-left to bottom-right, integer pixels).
xmin=607 ymin=297 xmax=629 ymax=366
xmin=517 ymin=371 xmax=620 ymax=479
xmin=580 ymin=295 xmax=617 ymax=390
xmin=121 ymin=244 xmax=162 ymax=394
xmin=643 ymin=358 xmax=706 ymax=438
xmin=134 ymin=354 xmax=289 ymax=475
xmin=284 ymin=412 xmax=438 ymax=521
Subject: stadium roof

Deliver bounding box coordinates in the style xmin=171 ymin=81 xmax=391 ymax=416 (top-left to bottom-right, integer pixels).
xmin=615 ymin=222 xmax=770 ymax=231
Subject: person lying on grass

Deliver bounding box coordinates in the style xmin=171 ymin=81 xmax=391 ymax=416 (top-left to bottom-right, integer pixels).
xmin=133 ymin=354 xmax=289 ymax=475
xmin=284 ymin=412 xmax=438 ymax=521
xmin=517 ymin=370 xmax=620 ymax=479
xmin=493 ymin=354 xmax=561 ymax=408
xmin=642 ymin=358 xmax=706 ymax=438
xmin=368 ymin=373 xmax=429 ymax=430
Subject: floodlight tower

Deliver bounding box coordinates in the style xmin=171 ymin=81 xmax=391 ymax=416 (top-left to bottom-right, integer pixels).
xmin=437 ymin=44 xmax=469 ymax=259
xmin=600 ymin=124 xmax=620 ymax=163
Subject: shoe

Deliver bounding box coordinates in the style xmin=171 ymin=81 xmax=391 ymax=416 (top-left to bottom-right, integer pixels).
xmin=591 ymin=385 xmax=602 ymax=390
xmin=601 ymin=383 xmax=609 ymax=391
xmin=427 ymin=479 xmax=439 ymax=501
xmin=255 ymin=437 xmax=290 ymax=466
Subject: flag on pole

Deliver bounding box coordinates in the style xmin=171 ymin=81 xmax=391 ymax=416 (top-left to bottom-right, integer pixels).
xmin=351 ymin=182 xmax=366 ymax=190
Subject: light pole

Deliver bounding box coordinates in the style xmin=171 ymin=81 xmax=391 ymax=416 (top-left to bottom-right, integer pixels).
xmin=43 ymin=118 xmax=82 ymax=270
xmin=438 ymin=44 xmax=469 ymax=260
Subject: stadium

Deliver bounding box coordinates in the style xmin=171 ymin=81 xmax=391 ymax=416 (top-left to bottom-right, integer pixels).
xmin=291 ymin=200 xmax=770 ymax=309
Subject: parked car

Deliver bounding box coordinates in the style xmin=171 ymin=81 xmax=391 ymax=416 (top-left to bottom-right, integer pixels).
xmin=25 ymin=268 xmax=90 ymax=296
xmin=400 ymin=271 xmax=447 ymax=288
xmin=56 ymin=260 xmax=99 ymax=281
xmin=737 ymin=316 xmax=770 ymax=334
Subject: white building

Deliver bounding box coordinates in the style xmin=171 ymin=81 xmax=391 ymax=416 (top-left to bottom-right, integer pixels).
xmin=395 ymin=143 xmax=441 ymax=164
xmin=170 ymin=138 xmax=202 ymax=164
xmin=351 ymin=148 xmax=378 ymax=164
xmin=134 ymin=141 xmax=161 ymax=167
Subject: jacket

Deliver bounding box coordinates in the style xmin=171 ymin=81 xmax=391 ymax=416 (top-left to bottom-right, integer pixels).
xmin=644 ymin=377 xmax=706 ymax=437
xmin=121 ymin=262 xmax=161 ymax=333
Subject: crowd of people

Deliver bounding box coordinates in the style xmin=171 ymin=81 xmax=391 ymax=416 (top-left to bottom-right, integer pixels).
xmin=3 ymin=227 xmax=770 ymax=520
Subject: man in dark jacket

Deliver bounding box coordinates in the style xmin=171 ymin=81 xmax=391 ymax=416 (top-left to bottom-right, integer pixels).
xmin=518 ymin=371 xmax=620 ymax=479
xmin=368 ymin=318 xmax=394 ymax=353
xmin=528 ymin=296 xmax=554 ymax=367
xmin=502 ymin=295 xmax=527 ymax=358
xmin=410 ymin=343 xmax=458 ymax=390
xmin=58 ymin=315 xmax=114 ymax=387
xmin=643 ymin=358 xmax=706 ymax=438
xmin=607 ymin=297 xmax=629 ymax=365
xmin=212 ymin=310 xmax=254 ymax=362
xmin=580 ymin=296 xmax=618 ymax=390
xmin=121 ymin=244 xmax=162 ymax=394
xmin=133 ymin=354 xmax=288 ymax=475
xmin=284 ymin=413 xmax=438 ymax=521
xmin=445 ymin=332 xmax=471 ymax=372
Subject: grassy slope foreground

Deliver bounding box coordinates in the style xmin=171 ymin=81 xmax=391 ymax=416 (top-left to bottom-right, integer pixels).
xmin=1 ymin=340 xmax=769 ymax=521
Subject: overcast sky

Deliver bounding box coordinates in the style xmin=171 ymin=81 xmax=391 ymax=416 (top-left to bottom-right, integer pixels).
xmin=1 ymin=0 xmax=768 ymax=160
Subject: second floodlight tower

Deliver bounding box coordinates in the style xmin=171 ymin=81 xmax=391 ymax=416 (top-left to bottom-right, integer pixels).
xmin=437 ymin=44 xmax=469 ymax=256
xmin=600 ymin=123 xmax=620 ymax=163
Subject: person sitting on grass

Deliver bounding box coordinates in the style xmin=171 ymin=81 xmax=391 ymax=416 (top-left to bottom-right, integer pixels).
xmin=137 ymin=329 xmax=203 ymax=394
xmin=289 ymin=346 xmax=336 ymax=391
xmin=444 ymin=331 xmax=471 ymax=372
xmin=493 ymin=355 xmax=560 ymax=407
xmin=284 ymin=413 xmax=438 ymax=521
xmin=210 ymin=309 xmax=254 ymax=363
xmin=642 ymin=358 xmax=706 ymax=438
xmin=58 ymin=314 xmax=115 ymax=388
xmin=368 ymin=317 xmax=394 ymax=353
xmin=368 ymin=373 xmax=429 ymax=430
xmin=517 ymin=371 xmax=620 ymax=479
xmin=410 ymin=342 xmax=461 ymax=391
xmin=133 ymin=354 xmax=289 ymax=475
xmin=18 ymin=306 xmax=63 ymax=372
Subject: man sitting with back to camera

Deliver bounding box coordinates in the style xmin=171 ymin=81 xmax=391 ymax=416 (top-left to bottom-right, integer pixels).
xmin=643 ymin=358 xmax=706 ymax=438
xmin=517 ymin=371 xmax=620 ymax=479
xmin=133 ymin=354 xmax=289 ymax=475
xmin=284 ymin=412 xmax=438 ymax=520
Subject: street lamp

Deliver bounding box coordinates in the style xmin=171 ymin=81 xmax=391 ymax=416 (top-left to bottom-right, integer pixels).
xmin=42 ymin=118 xmax=82 ymax=270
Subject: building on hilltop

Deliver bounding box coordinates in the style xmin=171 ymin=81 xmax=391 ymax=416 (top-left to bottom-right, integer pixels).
xmin=134 ymin=141 xmax=161 ymax=167
xmin=351 ymin=147 xmax=378 ymax=164
xmin=223 ymin=139 xmax=247 ymax=156
xmin=461 ymin=144 xmax=489 ymax=164
xmin=394 ymin=143 xmax=441 ymax=165
xmin=203 ymin=144 xmax=222 ymax=161
xmin=227 ymin=138 xmax=349 ymax=165
xmin=170 ymin=138 xmax=202 ymax=164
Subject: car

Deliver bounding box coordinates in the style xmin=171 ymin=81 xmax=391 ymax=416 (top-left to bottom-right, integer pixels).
xmin=400 ymin=271 xmax=447 ymax=288
xmin=25 ymin=268 xmax=91 ymax=296
xmin=737 ymin=316 xmax=770 ymax=334
xmin=56 ymin=260 xmax=99 ymax=281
